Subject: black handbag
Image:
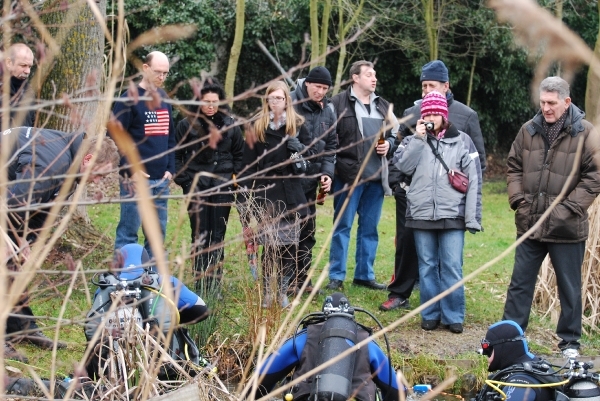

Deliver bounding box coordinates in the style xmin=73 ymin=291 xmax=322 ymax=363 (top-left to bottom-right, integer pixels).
xmin=427 ymin=138 xmax=468 ymax=194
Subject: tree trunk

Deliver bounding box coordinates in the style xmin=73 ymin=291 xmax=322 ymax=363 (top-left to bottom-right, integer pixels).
xmin=39 ymin=0 xmax=106 ymax=133
xmin=319 ymin=0 xmax=332 ymax=66
xmin=586 ymin=0 xmax=600 ymax=125
xmin=422 ymin=0 xmax=437 ymax=60
xmin=467 ymin=52 xmax=476 ymax=107
xmin=332 ymin=0 xmax=365 ymax=94
xmin=225 ymin=0 xmax=245 ymax=106
xmin=310 ymin=0 xmax=320 ymax=69
xmin=555 ymin=0 xmax=563 ymax=76
xmin=38 ymin=0 xmax=107 ymax=243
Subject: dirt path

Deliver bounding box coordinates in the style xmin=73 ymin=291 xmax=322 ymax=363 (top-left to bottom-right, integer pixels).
xmin=386 ymin=321 xmax=562 ymax=359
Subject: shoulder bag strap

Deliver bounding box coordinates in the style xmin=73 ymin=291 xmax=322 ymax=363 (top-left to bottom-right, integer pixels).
xmin=426 ymin=137 xmax=450 ymax=173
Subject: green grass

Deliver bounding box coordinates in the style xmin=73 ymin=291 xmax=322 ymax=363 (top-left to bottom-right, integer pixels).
xmin=12 ymin=179 xmax=599 ymax=383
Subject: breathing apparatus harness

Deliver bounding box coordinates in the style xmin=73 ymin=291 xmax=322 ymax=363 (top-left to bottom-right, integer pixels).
xmin=477 ymin=357 xmax=600 ymax=401
xmin=289 ymin=296 xmax=392 ymax=401
xmin=86 ymin=270 xmax=215 ymax=373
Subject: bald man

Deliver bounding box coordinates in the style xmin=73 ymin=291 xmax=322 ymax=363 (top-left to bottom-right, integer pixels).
xmin=112 ymin=51 xmax=176 ymax=258
xmin=1 ymin=43 xmax=36 ymax=127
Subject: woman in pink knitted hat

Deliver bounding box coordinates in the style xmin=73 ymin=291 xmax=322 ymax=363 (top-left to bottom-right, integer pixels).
xmin=393 ymin=91 xmax=482 ymax=334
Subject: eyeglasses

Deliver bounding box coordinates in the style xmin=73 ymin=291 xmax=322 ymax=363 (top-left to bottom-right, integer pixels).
xmin=479 ymin=336 xmax=525 ymax=357
xmin=267 ymin=96 xmax=285 ymax=103
xmin=150 ymin=69 xmax=169 ymax=78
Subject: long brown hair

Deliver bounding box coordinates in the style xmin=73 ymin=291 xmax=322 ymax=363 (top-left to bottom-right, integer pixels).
xmin=254 ymin=81 xmax=304 ymax=143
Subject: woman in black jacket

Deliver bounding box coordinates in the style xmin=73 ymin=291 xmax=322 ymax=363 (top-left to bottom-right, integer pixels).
xmin=174 ymin=78 xmax=244 ymax=292
xmin=239 ymin=81 xmax=311 ymax=308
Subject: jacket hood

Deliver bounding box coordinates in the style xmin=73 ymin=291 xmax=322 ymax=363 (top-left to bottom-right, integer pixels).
xmin=117 ymin=243 xmax=151 ymax=279
xmin=529 ymin=103 xmax=585 ymax=137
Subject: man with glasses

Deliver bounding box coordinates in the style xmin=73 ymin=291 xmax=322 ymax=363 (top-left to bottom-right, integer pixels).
xmin=326 ymin=60 xmax=398 ymax=291
xmin=477 ymin=320 xmax=557 ymax=401
xmin=112 ymin=51 xmax=176 ymax=259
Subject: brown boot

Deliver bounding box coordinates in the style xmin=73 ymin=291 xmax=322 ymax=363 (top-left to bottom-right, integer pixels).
xmin=21 ymin=331 xmax=67 ymax=350
xmin=4 ymin=342 xmax=28 ymax=363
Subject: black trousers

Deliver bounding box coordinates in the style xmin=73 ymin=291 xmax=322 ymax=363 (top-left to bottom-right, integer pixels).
xmin=187 ymin=189 xmax=233 ymax=290
xmin=296 ymin=189 xmax=317 ymax=286
xmin=503 ymin=238 xmax=584 ymax=349
xmin=386 ymin=189 xmax=419 ymax=300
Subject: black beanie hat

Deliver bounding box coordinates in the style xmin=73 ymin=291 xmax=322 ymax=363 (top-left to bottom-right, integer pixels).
xmin=306 ymin=66 xmax=333 ymax=87
xmin=420 ymin=60 xmax=449 ymax=83
xmin=484 ymin=320 xmax=535 ymax=372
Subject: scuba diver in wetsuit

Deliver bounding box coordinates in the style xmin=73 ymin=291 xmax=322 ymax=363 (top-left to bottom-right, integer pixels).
xmin=253 ymin=292 xmax=400 ymax=401
xmin=476 ymin=320 xmax=600 ymax=401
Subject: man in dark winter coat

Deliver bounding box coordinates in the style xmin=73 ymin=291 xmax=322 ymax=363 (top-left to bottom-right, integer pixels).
xmin=478 ymin=320 xmax=556 ymax=401
xmin=326 ymin=60 xmax=398 ymax=291
xmin=4 ymin=127 xmax=119 ymax=359
xmin=503 ymin=76 xmax=600 ymax=358
xmin=0 ymin=43 xmax=36 ymax=128
xmin=381 ymin=60 xmax=485 ymax=311
xmin=112 ymin=51 xmax=176 ymax=259
xmin=290 ymin=66 xmax=337 ymax=294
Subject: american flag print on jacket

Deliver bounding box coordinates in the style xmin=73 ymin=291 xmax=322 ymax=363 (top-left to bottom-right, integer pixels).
xmin=144 ymin=109 xmax=170 ymax=136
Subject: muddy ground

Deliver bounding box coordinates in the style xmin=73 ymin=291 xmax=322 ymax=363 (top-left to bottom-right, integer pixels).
xmin=384 ymin=320 xmax=562 ymax=360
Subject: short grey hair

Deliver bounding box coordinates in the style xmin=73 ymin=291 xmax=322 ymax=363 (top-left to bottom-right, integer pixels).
xmin=539 ymin=76 xmax=570 ymax=100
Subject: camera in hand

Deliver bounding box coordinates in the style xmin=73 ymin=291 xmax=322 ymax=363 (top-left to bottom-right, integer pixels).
xmin=424 ymin=122 xmax=434 ymax=131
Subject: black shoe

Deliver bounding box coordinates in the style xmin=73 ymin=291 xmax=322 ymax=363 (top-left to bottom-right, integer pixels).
xmin=325 ymin=279 xmax=344 ymax=290
xmin=379 ymin=297 xmax=410 ymax=311
xmin=421 ymin=320 xmax=440 ymax=330
xmin=4 ymin=342 xmax=27 ymax=363
xmin=448 ymin=323 xmax=463 ymax=334
xmin=352 ymin=279 xmax=386 ymax=290
xmin=21 ymin=331 xmax=67 ymax=350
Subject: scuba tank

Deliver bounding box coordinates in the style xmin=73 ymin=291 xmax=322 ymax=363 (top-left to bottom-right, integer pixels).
xmin=556 ymin=361 xmax=600 ymax=401
xmin=310 ymin=296 xmax=359 ymax=401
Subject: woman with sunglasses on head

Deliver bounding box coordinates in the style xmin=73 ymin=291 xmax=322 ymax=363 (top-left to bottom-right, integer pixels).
xmin=395 ymin=91 xmax=482 ymax=334
xmin=238 ymin=81 xmax=312 ymax=308
xmin=174 ymin=77 xmax=244 ymax=293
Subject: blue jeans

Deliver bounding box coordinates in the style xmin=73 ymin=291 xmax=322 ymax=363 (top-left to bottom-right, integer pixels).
xmin=413 ymin=229 xmax=465 ymax=324
xmin=329 ymin=177 xmax=384 ymax=281
xmin=115 ymin=178 xmax=170 ymax=259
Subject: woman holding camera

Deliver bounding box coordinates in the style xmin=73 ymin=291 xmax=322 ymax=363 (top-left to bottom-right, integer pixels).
xmin=174 ymin=77 xmax=244 ymax=292
xmin=394 ymin=91 xmax=481 ymax=333
xmin=238 ymin=81 xmax=311 ymax=308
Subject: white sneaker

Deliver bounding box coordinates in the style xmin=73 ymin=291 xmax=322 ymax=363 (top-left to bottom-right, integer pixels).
xmin=562 ymin=348 xmax=579 ymax=359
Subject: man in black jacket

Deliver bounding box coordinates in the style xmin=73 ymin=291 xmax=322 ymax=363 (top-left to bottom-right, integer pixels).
xmin=4 ymin=127 xmax=119 ymax=356
xmin=327 ymin=60 xmax=398 ymax=291
xmin=381 ymin=60 xmax=486 ymax=311
xmin=290 ymin=66 xmax=337 ymax=294
xmin=0 ymin=43 xmax=36 ymax=128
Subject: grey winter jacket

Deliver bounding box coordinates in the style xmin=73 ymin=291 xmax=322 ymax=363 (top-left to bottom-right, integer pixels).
xmin=395 ymin=124 xmax=481 ymax=231
xmin=290 ymin=79 xmax=337 ymax=193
